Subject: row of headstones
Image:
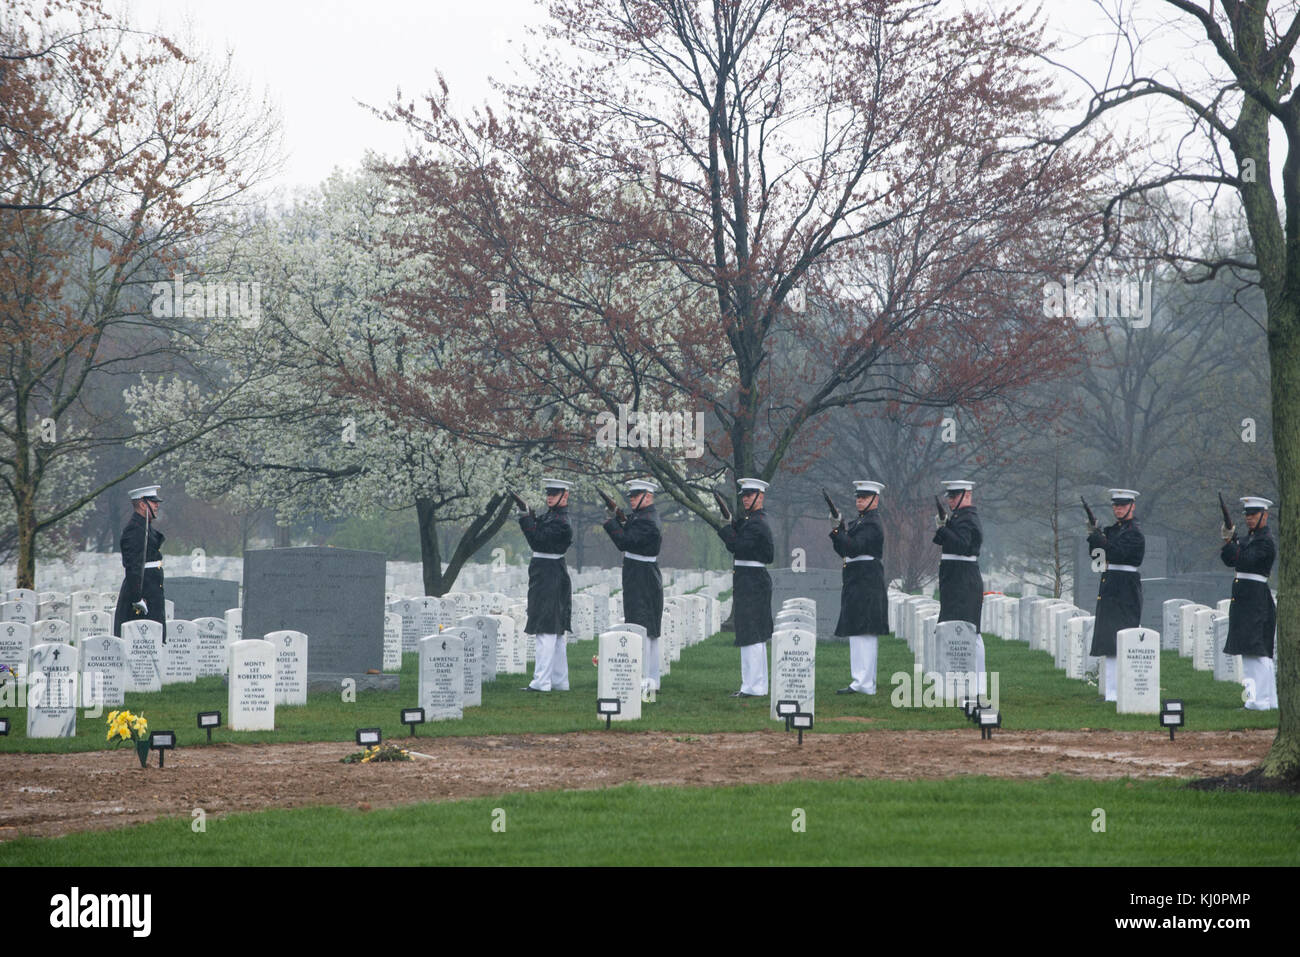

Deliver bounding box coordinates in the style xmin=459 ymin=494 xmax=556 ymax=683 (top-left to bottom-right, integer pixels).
xmin=890 ymin=590 xmax=1249 ymax=714
xmin=21 ymin=628 xmax=308 ymax=738
xmin=1 ymin=592 xmax=176 ymax=628
xmin=590 ymin=596 xmax=814 ymax=724
xmin=1 ymin=616 xmax=233 ymax=680
xmin=889 ymin=592 xmax=987 ymax=698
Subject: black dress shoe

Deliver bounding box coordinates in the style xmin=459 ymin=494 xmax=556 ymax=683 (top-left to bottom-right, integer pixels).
xmin=729 ymin=690 xmax=745 ymax=697
xmin=521 ymin=686 xmax=547 ymax=692
xmin=836 ymin=686 xmax=858 ymax=695
xmin=737 ymin=691 xmax=760 ymax=698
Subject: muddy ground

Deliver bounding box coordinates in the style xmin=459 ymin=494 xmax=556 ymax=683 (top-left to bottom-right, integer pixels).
xmin=0 ymin=728 xmax=1274 ymax=841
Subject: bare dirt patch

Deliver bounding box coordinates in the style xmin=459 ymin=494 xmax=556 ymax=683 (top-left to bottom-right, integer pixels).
xmin=0 ymin=729 xmax=1273 ymax=841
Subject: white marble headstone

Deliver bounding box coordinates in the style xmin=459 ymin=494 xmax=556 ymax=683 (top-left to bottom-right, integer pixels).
xmin=193 ymin=617 xmax=228 ymax=677
xmin=265 ymin=630 xmax=308 ymax=706
xmin=80 ymin=635 xmax=127 ymax=709
xmin=120 ymin=619 xmax=162 ymax=693
xmin=458 ymin=615 xmax=499 ymax=681
xmin=418 ymin=633 xmax=464 ymax=721
xmin=224 ymin=607 xmax=243 ymax=647
xmin=934 ymin=619 xmax=982 ymax=701
xmin=1161 ymin=599 xmax=1190 ymax=652
xmin=0 ymin=620 xmax=32 ymax=673
xmin=228 ymin=639 xmax=276 ymax=731
xmin=74 ymin=610 xmax=113 ymax=646
xmin=27 ymin=642 xmax=78 ymax=737
xmin=1116 ymin=627 xmax=1160 ymax=714
xmin=770 ymin=629 xmax=816 ymax=720
xmin=161 ymin=619 xmax=197 ymax=685
xmin=31 ymin=618 xmax=70 ymax=644
xmin=445 ymin=626 xmax=482 ymax=708
xmin=383 ymin=611 xmax=403 ymax=672
xmin=598 ymin=630 xmax=642 ymax=722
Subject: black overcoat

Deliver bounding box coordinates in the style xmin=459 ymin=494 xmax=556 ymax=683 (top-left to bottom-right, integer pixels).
xmin=718 ymin=508 xmax=774 ymax=647
xmin=1087 ymin=519 xmax=1145 ymax=657
xmin=603 ymin=504 xmax=664 ymax=638
xmin=521 ymin=506 xmax=573 ymax=636
xmin=113 ymin=511 xmax=167 ymax=641
xmin=1222 ymin=526 xmax=1276 ymax=657
xmin=933 ymin=506 xmax=984 ymax=627
xmin=830 ymin=511 xmax=889 ymax=636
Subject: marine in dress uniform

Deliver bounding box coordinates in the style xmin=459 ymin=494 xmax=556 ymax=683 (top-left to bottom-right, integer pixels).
xmin=933 ymin=480 xmax=986 ymax=691
xmin=831 ymin=480 xmax=889 ymax=695
xmin=1221 ymin=496 xmax=1278 ymax=710
xmin=1087 ymin=488 xmax=1145 ymax=702
xmin=112 ymin=485 xmax=167 ymax=642
xmin=716 ymin=477 xmax=775 ymax=697
xmin=520 ymin=479 xmax=574 ymax=692
xmin=602 ymin=479 xmax=664 ymax=690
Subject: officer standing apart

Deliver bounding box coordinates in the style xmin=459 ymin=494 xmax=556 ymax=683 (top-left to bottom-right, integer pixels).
xmin=831 ymin=480 xmax=888 ymax=695
xmin=1221 ymin=496 xmax=1278 ymax=710
xmin=1087 ymin=489 xmax=1145 ymax=703
xmin=519 ymin=478 xmax=574 ymax=692
xmin=716 ymin=478 xmax=775 ymax=697
xmin=933 ymin=480 xmax=985 ymax=689
xmin=602 ymin=479 xmax=664 ymax=691
xmin=113 ymin=485 xmax=167 ymax=642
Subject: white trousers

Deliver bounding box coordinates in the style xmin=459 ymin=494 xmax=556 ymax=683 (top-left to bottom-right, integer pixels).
xmin=1103 ymin=656 xmax=1117 ymax=702
xmin=848 ymin=635 xmax=878 ymax=694
xmin=975 ymin=635 xmax=987 ymax=697
xmin=740 ymin=642 xmax=768 ymax=696
xmin=1242 ymin=656 xmax=1278 ymax=710
xmin=528 ymin=633 xmax=570 ymax=691
xmin=645 ymin=637 xmax=661 ymax=690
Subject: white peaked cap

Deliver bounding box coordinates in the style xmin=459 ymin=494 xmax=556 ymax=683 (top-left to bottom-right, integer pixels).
xmin=1240 ymin=497 xmax=1273 ymax=510
xmin=854 ymin=481 xmax=885 ymax=495
xmin=1108 ymin=489 xmax=1140 ymax=502
xmin=128 ymin=485 xmax=162 ymax=500
xmin=738 ymin=477 xmax=769 ymax=493
xmin=541 ymin=478 xmax=573 ymax=491
xmin=941 ymin=480 xmax=974 ymax=492
xmin=627 ymin=479 xmax=657 ymax=493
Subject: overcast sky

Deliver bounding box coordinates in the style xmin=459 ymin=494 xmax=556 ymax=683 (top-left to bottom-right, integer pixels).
xmin=121 ymin=0 xmax=1263 ymax=199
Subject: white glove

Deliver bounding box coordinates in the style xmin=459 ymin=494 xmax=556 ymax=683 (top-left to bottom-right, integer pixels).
xmin=934 ymin=514 xmax=946 ymax=529
xmin=132 ymin=599 xmax=148 ymax=615
xmin=1221 ymin=524 xmax=1236 ymax=542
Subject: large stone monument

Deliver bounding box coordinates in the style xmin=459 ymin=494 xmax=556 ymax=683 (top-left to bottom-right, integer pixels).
xmin=242 ymin=546 xmax=393 ymax=691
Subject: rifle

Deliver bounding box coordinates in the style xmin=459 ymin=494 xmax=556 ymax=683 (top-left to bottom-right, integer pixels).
xmin=1080 ymin=496 xmax=1096 ymax=528
xmin=821 ymin=487 xmax=842 ymax=524
xmin=711 ymin=488 xmax=733 ymax=523
xmin=509 ymin=491 xmax=533 ymax=517
xmin=934 ymin=495 xmax=947 ymax=524
xmin=1218 ymin=492 xmax=1238 ymax=543
xmin=134 ymin=505 xmax=151 ymax=616
xmin=598 ymin=488 xmax=627 ymax=524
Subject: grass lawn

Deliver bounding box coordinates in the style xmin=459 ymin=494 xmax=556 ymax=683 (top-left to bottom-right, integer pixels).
xmin=2 ymin=776 xmax=1295 ymax=866
xmin=0 ymin=631 xmax=1277 ymax=752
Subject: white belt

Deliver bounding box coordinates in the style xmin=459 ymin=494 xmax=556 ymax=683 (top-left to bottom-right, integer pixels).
xmin=623 ymin=552 xmax=657 ymax=562
xmin=940 ymin=554 xmax=978 ymax=562
xmin=531 ymin=552 xmax=565 ymax=560
xmin=1236 ymin=572 xmax=1269 ymax=584
xmin=1106 ymin=564 xmax=1140 ymax=573
xmin=845 ymin=556 xmax=875 ymax=562
xmin=734 ymin=560 xmax=765 ymax=568
xmin=143 ymin=561 xmax=162 ymax=569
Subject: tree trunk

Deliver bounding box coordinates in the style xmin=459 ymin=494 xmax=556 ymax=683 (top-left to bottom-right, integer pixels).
xmin=416 ymin=494 xmax=515 ymax=598
xmin=1263 ymin=301 xmax=1300 ymax=780
xmin=416 ymin=497 xmax=446 ymax=597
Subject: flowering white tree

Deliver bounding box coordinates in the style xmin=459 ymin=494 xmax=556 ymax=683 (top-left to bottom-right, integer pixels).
xmin=130 ymin=168 xmax=538 ymax=595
